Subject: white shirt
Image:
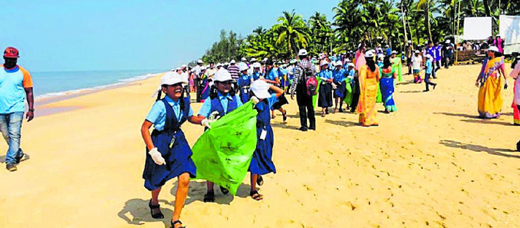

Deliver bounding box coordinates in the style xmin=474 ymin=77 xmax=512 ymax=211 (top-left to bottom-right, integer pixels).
xmin=412 ymin=55 xmax=422 ymax=70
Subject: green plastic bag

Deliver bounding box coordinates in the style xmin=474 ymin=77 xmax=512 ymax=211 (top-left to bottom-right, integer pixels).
xmin=344 ymin=78 xmax=353 ymax=106
xmin=312 ymin=77 xmax=321 ymax=109
xmin=191 ymin=101 xmax=258 ymax=195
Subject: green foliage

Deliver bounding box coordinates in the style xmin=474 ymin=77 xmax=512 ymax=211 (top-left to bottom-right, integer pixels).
xmin=196 ymin=0 xmax=516 ymax=63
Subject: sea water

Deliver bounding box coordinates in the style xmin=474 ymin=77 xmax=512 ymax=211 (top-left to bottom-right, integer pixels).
xmin=31 ymin=69 xmax=166 ymax=99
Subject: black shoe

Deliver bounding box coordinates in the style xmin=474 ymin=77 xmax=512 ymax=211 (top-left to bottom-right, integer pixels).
xmin=325 ymin=109 xmax=329 ymax=114
xmin=220 ymin=186 xmax=229 ymax=195
xmin=282 ymin=111 xmax=287 ymax=122
xmin=309 ymin=126 xmax=316 ymax=131
xmin=203 ymin=191 xmax=215 ymax=203
xmin=171 ymin=220 xmax=185 ymax=228
xmin=339 ymin=108 xmax=344 ymax=113
xmin=148 ymin=200 xmax=164 ymax=219
xmin=299 ymin=127 xmax=308 ymax=132
xmin=433 ymin=84 xmax=437 ymax=90
xmin=6 ymin=163 xmax=17 ymax=172
xmin=15 ymin=153 xmax=30 ymax=164
xmin=423 ymin=90 xmax=430 ymax=92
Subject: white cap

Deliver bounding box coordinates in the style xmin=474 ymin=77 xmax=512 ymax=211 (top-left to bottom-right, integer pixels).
xmin=320 ymin=60 xmax=329 ymax=66
xmin=445 ymin=39 xmax=451 ymax=44
xmin=217 ymin=63 xmax=222 ymax=67
xmin=230 ymin=60 xmax=236 ymax=64
xmin=251 ymin=58 xmax=257 ymax=62
xmin=197 ymin=59 xmax=204 ymax=64
xmin=224 ymin=62 xmax=229 ymax=66
xmin=365 ymin=50 xmax=375 ymax=58
xmin=425 ymin=54 xmax=432 ymax=59
xmin=392 ymin=50 xmax=397 ymax=54
xmin=378 ymin=53 xmax=385 ymax=59
xmin=298 ymin=49 xmax=308 ymax=56
xmin=488 ymin=46 xmax=499 ymax=52
xmin=214 ymin=69 xmax=233 ymax=82
xmin=201 ymin=66 xmax=207 ymax=70
xmin=347 ymin=63 xmax=355 ymax=68
xmin=335 ymin=60 xmax=343 ymax=66
xmin=263 ymin=57 xmax=268 ymax=62
xmin=408 ymin=40 xmax=412 ymax=43
xmin=241 ymin=57 xmax=247 ymax=62
xmin=252 ymin=62 xmax=261 ymax=68
xmin=238 ymin=62 xmax=248 ymax=71
xmin=290 ymin=59 xmax=297 ymax=64
xmin=176 ymin=67 xmax=181 ymax=71
xmin=161 ymin=72 xmax=188 ymax=86
xmin=415 ymin=50 xmax=420 ymax=54
xmin=181 ymin=64 xmax=187 ymax=68
xmin=250 ymin=80 xmax=271 ymax=99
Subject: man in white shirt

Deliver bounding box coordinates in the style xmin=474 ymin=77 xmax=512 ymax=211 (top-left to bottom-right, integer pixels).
xmin=181 ymin=65 xmax=190 ymax=98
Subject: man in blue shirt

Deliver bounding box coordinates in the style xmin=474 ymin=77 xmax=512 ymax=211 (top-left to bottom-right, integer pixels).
xmin=427 ymin=41 xmax=437 ymax=79
xmin=385 ymin=45 xmax=392 ymax=56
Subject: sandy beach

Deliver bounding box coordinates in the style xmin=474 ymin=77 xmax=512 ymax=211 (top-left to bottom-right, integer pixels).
xmin=0 ymin=65 xmax=519 ymax=228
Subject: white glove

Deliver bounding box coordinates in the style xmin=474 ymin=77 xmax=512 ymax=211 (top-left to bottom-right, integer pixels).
xmin=201 ymin=118 xmax=212 ymax=129
xmin=148 ymin=148 xmax=165 ymax=165
xmin=251 ymin=96 xmax=260 ymax=105
xmin=208 ymin=111 xmax=220 ymax=121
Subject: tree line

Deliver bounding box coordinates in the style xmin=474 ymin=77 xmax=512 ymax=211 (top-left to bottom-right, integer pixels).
xmin=197 ymin=0 xmax=519 ymax=64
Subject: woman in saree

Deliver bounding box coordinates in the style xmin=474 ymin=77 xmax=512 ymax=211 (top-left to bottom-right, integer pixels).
xmin=510 ymin=57 xmax=520 ymax=125
xmin=356 ymin=50 xmax=380 ymax=127
xmin=475 ymin=46 xmax=508 ymax=119
xmin=380 ymin=56 xmax=397 ymax=113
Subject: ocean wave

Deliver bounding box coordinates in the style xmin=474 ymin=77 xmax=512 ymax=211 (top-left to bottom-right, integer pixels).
xmin=35 ymin=72 xmax=163 ymax=100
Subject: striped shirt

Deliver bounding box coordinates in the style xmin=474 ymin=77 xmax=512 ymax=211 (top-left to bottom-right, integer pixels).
xmin=227 ymin=64 xmax=240 ymax=81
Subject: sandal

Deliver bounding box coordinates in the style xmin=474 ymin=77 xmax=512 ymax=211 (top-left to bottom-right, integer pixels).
xmin=203 ymin=191 xmax=215 ymax=203
xmin=148 ymin=200 xmax=164 ymax=219
xmin=171 ymin=220 xmax=186 ymax=228
xmin=256 ymin=175 xmax=264 ymax=186
xmin=220 ymin=186 xmax=229 ymax=195
xmin=250 ymin=190 xmax=263 ymax=201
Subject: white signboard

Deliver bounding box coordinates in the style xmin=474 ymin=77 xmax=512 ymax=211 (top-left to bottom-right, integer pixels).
xmin=500 ymin=15 xmax=520 ymax=55
xmin=463 ymin=17 xmax=492 ymax=40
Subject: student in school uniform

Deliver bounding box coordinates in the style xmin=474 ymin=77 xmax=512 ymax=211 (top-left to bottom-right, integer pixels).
xmin=412 ymin=50 xmax=423 ymax=83
xmin=248 ymin=80 xmax=284 ymax=201
xmin=424 ymin=54 xmax=437 ymax=92
xmin=263 ymin=59 xmax=288 ymax=122
xmin=141 ymin=72 xmax=210 ymax=228
xmin=333 ymin=60 xmax=347 ymax=113
xmin=251 ymin=62 xmax=263 ymax=81
xmin=318 ymin=60 xmax=334 ymax=117
xmin=237 ymin=63 xmax=253 ymax=103
xmin=197 ymin=69 xmax=243 ymax=203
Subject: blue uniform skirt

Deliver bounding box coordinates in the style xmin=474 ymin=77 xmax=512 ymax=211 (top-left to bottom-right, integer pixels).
xmin=318 ymin=82 xmax=333 ymax=107
xmin=143 ymin=130 xmax=196 ymax=191
xmin=334 ymin=81 xmax=347 ymax=99
xmin=249 ymin=125 xmax=276 ymax=175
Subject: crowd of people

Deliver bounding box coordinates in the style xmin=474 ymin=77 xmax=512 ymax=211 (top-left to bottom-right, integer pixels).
xmin=1 ymin=36 xmax=518 ymax=228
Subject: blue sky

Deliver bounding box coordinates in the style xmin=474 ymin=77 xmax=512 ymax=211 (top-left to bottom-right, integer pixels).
xmin=1 ymin=0 xmax=338 ymax=72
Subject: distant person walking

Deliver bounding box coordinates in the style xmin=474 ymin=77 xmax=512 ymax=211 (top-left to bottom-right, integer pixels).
xmin=290 ymin=49 xmax=317 ymax=131
xmin=476 ymin=46 xmax=508 ymax=119
xmin=0 ymin=47 xmax=33 ymax=172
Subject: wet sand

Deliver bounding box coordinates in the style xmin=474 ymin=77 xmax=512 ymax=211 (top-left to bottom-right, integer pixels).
xmin=0 ymin=65 xmax=519 ymax=228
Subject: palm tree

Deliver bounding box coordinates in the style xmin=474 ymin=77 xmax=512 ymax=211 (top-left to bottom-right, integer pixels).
xmin=309 ymin=12 xmax=333 ymax=54
xmin=273 ymin=10 xmax=311 ymax=57
xmin=418 ymin=0 xmax=436 ymax=42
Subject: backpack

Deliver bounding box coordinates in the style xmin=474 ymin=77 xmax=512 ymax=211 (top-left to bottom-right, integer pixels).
xmin=297 ymin=61 xmax=317 ymax=96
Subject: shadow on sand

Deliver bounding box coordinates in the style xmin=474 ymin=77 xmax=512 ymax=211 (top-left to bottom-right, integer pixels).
xmin=439 ymin=139 xmax=519 ymax=159
xmin=325 ymin=119 xmax=359 ymax=127
xmin=119 ymin=181 xmax=255 ymax=226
